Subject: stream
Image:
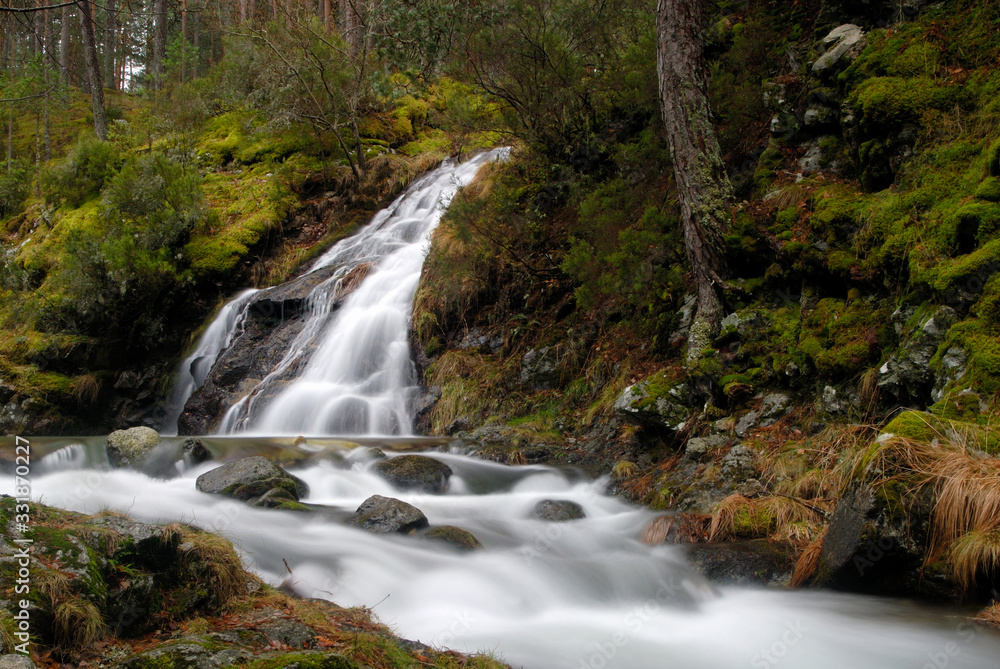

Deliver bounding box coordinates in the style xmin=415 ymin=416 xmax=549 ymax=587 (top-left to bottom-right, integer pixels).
xmin=4 ymin=436 xmax=1000 ymax=669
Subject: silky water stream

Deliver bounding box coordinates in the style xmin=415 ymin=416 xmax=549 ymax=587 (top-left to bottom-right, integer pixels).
xmin=6 ymin=150 xmax=1000 ymax=667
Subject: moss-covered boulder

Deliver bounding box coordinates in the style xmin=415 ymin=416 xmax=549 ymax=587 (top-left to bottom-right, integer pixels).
xmin=195 ymin=456 xmax=308 ymax=503
xmin=533 ymin=500 xmax=585 ymax=522
xmin=877 ymin=306 xmax=956 ymax=404
xmin=423 ymin=526 xmax=483 ymax=551
xmin=352 ymin=495 xmax=429 ymax=534
xmin=371 ymin=455 xmax=452 ymax=494
xmin=106 ymin=427 xmax=160 ymax=468
xmin=613 ymin=370 xmax=692 ymax=432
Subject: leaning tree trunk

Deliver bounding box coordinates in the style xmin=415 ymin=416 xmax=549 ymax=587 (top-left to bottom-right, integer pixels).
xmin=78 ymin=0 xmax=108 ymax=140
xmin=656 ymin=0 xmax=733 ymax=370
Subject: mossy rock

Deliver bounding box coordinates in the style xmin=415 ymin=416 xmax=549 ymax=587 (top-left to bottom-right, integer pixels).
xmin=371 ymin=455 xmax=453 ymax=495
xmin=195 ymin=456 xmax=309 ymax=502
xmin=245 ymin=653 xmax=360 ymax=669
xmin=106 ymin=427 xmax=161 ymax=468
xmin=975 ymin=177 xmax=1000 ymax=202
xmin=423 ymin=526 xmax=484 ymax=551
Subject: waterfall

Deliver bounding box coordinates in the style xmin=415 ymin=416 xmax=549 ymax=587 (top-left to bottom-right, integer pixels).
xmin=167 ymin=149 xmax=508 ymax=437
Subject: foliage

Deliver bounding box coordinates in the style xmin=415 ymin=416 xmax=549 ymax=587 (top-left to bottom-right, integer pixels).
xmin=41 ymin=136 xmax=123 ymax=208
xmin=0 ymin=160 xmax=33 ymax=219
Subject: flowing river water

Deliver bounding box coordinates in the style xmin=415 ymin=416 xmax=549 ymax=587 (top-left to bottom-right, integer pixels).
xmin=6 ymin=151 xmax=1000 ymax=667
xmin=4 ymin=436 xmax=1000 ymax=669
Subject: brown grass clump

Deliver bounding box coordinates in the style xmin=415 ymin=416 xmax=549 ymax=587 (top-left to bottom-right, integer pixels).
xmin=52 ymin=599 xmax=106 ymax=652
xmin=72 ymin=373 xmax=102 ymax=405
xmin=975 ymin=602 xmax=1000 ymax=629
xmin=181 ymin=530 xmax=253 ymax=607
xmin=640 ymin=514 xmax=710 ymax=545
xmin=709 ymin=494 xmax=826 ymax=542
xmin=790 ymin=530 xmax=827 ymax=588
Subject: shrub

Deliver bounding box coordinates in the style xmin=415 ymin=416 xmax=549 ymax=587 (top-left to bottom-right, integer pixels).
xmin=0 ymin=160 xmax=33 ymax=219
xmin=40 ymin=136 xmax=122 ymax=208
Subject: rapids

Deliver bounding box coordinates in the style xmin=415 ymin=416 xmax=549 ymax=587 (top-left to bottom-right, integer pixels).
xmin=5 ymin=438 xmax=1000 ymax=669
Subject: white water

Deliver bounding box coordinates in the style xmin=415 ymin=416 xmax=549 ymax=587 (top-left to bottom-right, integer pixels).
xmin=177 ymin=149 xmax=508 ymax=437
xmin=161 ymin=288 xmax=261 ymax=435
xmin=11 ymin=444 xmax=1000 ymax=669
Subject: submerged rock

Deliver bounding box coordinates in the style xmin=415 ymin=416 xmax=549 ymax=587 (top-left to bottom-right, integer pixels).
xmin=687 ymin=540 xmax=795 ymax=587
xmin=195 ymin=456 xmax=309 ymax=502
xmin=534 ymin=499 xmax=586 ymax=522
xmin=353 ymin=495 xmax=429 ymax=534
xmin=423 ymin=526 xmax=483 ymax=551
xmin=106 ymin=426 xmax=160 ymax=467
xmin=372 ymin=454 xmax=452 ymax=494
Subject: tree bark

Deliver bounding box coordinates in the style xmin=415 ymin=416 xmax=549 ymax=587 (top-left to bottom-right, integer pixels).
xmin=60 ymin=3 xmax=70 ymax=85
xmin=104 ymin=0 xmax=116 ymax=90
xmin=340 ymin=0 xmax=362 ymax=54
xmin=77 ymin=0 xmax=108 ymax=140
xmin=152 ymin=0 xmax=167 ymax=88
xmin=181 ymin=0 xmax=188 ymax=82
xmin=656 ymin=0 xmax=733 ymax=369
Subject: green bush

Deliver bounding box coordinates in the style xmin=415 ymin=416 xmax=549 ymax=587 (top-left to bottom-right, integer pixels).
xmin=41 ymin=136 xmax=122 ymax=208
xmin=0 ymin=160 xmax=33 ymax=219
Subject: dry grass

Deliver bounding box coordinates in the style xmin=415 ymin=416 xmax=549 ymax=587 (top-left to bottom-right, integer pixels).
xmin=613 ymin=460 xmax=638 ymax=480
xmin=180 ymin=530 xmax=253 ymax=607
xmin=52 ymin=599 xmax=106 ymax=651
xmin=72 ymin=373 xmax=101 ymax=405
xmin=709 ymin=494 xmax=826 ymax=542
xmin=790 ymin=530 xmax=827 ymax=588
xmin=975 ymin=602 xmax=1000 ymax=629
xmin=640 ymin=514 xmax=710 ymax=545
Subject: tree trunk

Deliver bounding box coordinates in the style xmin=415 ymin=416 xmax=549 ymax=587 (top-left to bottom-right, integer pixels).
xmin=323 ymin=0 xmax=333 ymax=32
xmin=104 ymin=0 xmax=116 ymax=90
xmin=340 ymin=0 xmax=362 ymax=54
xmin=153 ymin=0 xmax=167 ymax=89
xmin=78 ymin=0 xmax=108 ymax=140
xmin=192 ymin=4 xmax=199 ymax=79
xmin=656 ymin=0 xmax=733 ymax=370
xmin=60 ymin=4 xmax=71 ymax=85
xmin=181 ymin=0 xmax=188 ymax=82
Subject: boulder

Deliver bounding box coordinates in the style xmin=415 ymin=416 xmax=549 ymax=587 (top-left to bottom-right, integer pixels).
xmin=684 ymin=435 xmax=728 ymax=462
xmin=182 ymin=437 xmax=212 ymax=466
xmin=932 ymin=346 xmax=969 ymax=403
xmin=257 ymin=619 xmax=320 ymax=649
xmin=106 ymin=426 xmax=160 ymax=468
xmin=117 ymin=639 xmax=253 ymax=669
xmin=878 ymin=306 xmax=956 ymax=404
xmin=0 ymin=656 xmax=38 ymax=669
xmin=814 ymin=483 xmax=959 ymax=599
xmin=614 ymin=376 xmax=692 ymax=432
xmin=195 ymin=456 xmax=308 ymax=502
xmin=687 ymin=540 xmax=795 ymax=587
xmin=520 ymin=347 xmax=559 ymax=390
xmin=760 ymin=393 xmax=792 ymax=419
xmin=720 ymin=444 xmax=756 ymax=484
xmin=423 ymin=526 xmax=483 ymax=551
xmin=353 ymin=495 xmax=428 ymax=534
xmin=533 ymin=499 xmax=586 ymax=522
xmin=812 ymin=24 xmax=866 ymax=75
xmin=372 ymin=455 xmax=453 ymax=494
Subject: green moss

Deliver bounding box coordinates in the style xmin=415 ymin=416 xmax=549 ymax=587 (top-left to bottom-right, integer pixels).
xmin=975 ymin=177 xmax=1000 ymax=202
xmin=851 ymin=76 xmax=960 ymax=131
xmin=246 ymin=652 xmax=359 ymax=669
xmin=988 ymin=138 xmax=1000 ymax=177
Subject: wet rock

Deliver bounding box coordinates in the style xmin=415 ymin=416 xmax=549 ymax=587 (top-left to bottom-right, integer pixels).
xmin=0 ymin=656 xmax=37 ymax=669
xmin=353 ymin=495 xmax=429 ymax=534
xmin=879 ymin=306 xmax=957 ymax=404
xmin=931 ymin=346 xmax=969 ymax=403
xmin=684 ymin=435 xmax=728 ymax=462
xmin=84 ymin=514 xmax=181 ymax=570
xmin=812 ymin=24 xmax=866 ymax=75
xmin=195 ymin=456 xmax=309 ymax=502
xmin=815 ymin=483 xmax=958 ymax=599
xmin=365 ymin=447 xmax=387 ymax=460
xmin=720 ymin=444 xmax=756 ymax=484
xmin=614 ymin=378 xmax=692 ymax=432
xmin=106 ymin=426 xmax=160 ymax=468
xmin=410 ymin=385 xmax=441 ymax=429
xmin=816 ymin=385 xmax=848 ymax=415
xmin=520 ymin=347 xmax=559 ymax=390
xmin=687 ymin=540 xmax=795 ymax=587
xmin=372 ymin=455 xmax=452 ymax=494
xmin=457 ymin=327 xmax=504 ymax=353
xmin=183 ymin=437 xmax=212 ymax=466
xmin=423 ymin=526 xmax=483 ymax=551
xmin=534 ymin=499 xmax=586 ymax=522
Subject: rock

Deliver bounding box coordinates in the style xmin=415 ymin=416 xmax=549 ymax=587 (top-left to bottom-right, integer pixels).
xmin=364 ymin=447 xmax=388 ymax=460
xmin=195 ymin=456 xmax=308 ymax=502
xmin=734 ymin=411 xmax=759 ymax=438
xmin=614 ymin=376 xmax=692 ymax=432
xmin=879 ymin=306 xmax=957 ymax=404
xmin=84 ymin=514 xmax=181 ymax=570
xmin=0 ymin=656 xmax=38 ymax=669
xmin=770 ymin=113 xmax=797 ymax=137
xmin=812 ymin=24 xmax=866 ymax=75
xmin=106 ymin=426 xmax=160 ymax=468
xmin=533 ymin=499 xmax=585 ymax=522
xmin=720 ymin=444 xmax=755 ymax=484
xmin=719 ymin=312 xmax=742 ymax=336
xmin=423 ymin=526 xmax=483 ymax=551
xmin=372 ymin=455 xmax=452 ymax=494
xmin=684 ymin=435 xmax=728 ymax=461
xmin=931 ymin=346 xmax=969 ymax=403
xmin=815 ymin=483 xmax=958 ymax=599
xmin=257 ymin=619 xmax=319 ymax=649
xmin=182 ymin=437 xmax=212 ymax=466
xmin=410 ymin=385 xmax=442 ymax=429
xmin=520 ymin=347 xmax=559 ymax=390
xmin=686 ymin=540 xmax=795 ymax=587
xmin=816 ymin=385 xmax=847 ymax=414
xmin=353 ymin=495 xmax=428 ymax=534
xmin=0 ymin=382 xmax=17 ymax=405
xmin=799 ymin=143 xmax=824 ymax=175
xmin=117 ymin=639 xmax=253 ymax=669
xmin=760 ymin=394 xmax=791 ymax=420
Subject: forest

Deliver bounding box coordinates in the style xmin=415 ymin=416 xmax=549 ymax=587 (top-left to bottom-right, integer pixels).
xmin=3 ymin=0 xmax=1000 ymax=667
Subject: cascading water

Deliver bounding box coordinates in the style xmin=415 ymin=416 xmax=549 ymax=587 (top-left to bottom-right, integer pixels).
xmin=173 ymin=148 xmax=507 ymax=437
xmin=10 ymin=439 xmax=1000 ymax=669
